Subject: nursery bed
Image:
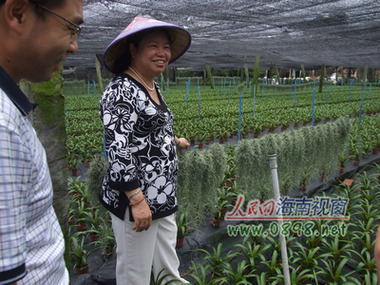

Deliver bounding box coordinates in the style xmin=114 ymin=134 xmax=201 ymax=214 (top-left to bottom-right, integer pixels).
xmin=70 ymin=146 xmax=380 ymax=285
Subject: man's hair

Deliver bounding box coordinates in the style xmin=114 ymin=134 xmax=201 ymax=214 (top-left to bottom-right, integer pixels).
xmin=0 ymin=0 xmax=66 ymax=9
xmin=30 ymin=0 xmax=67 ymax=9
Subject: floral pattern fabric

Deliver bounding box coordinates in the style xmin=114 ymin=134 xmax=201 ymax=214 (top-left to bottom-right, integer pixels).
xmin=99 ymin=74 xmax=178 ymax=220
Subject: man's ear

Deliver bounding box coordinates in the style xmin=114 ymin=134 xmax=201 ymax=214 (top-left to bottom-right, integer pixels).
xmin=4 ymin=0 xmax=30 ymax=34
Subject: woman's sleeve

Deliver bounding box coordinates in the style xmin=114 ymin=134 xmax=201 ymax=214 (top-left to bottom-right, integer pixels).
xmin=101 ymin=82 xmax=141 ymax=192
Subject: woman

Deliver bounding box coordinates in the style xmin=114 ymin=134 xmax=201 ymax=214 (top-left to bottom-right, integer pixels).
xmin=100 ymin=16 xmax=191 ymax=285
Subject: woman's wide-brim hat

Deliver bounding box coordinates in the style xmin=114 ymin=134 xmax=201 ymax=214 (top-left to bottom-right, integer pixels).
xmin=103 ymin=16 xmax=191 ymax=74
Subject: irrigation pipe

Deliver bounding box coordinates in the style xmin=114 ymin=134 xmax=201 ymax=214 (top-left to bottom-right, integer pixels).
xmin=269 ymin=154 xmax=291 ymax=285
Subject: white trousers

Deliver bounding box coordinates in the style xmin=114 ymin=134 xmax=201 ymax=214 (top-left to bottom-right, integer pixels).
xmin=111 ymin=211 xmax=188 ymax=285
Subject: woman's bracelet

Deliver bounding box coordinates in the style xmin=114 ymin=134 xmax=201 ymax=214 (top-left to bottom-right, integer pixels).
xmin=129 ymin=196 xmax=145 ymax=207
xmin=128 ymin=189 xmax=141 ymax=200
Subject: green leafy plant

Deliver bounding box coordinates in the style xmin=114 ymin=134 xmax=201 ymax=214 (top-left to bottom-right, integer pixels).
xmin=300 ymin=166 xmax=313 ymax=190
xmin=69 ymin=158 xmax=79 ymax=176
xmin=292 ymin=241 xmax=321 ymax=270
xmin=273 ymin=265 xmax=315 ymax=285
xmin=71 ymin=234 xmax=89 ymax=273
xmin=84 ymin=208 xmax=103 ymax=241
xmin=68 ymin=176 xmax=87 ymax=202
xmin=259 ymin=249 xmax=282 ymax=277
xmin=219 ymin=260 xmax=254 ymax=284
xmin=188 ymin=261 xmax=220 ymax=285
xmin=86 ymin=155 xmax=108 ymax=219
xmin=320 ymin=235 xmax=354 ymax=262
xmin=234 ymin=237 xmax=271 ymax=274
xmin=92 ymin=220 xmax=116 ymax=259
xmin=319 ymin=258 xmax=357 ymax=284
xmin=195 ymin=243 xmax=237 ymax=279
xmin=176 ymin=212 xmax=188 ymax=240
xmin=149 ymin=268 xmax=180 ymax=285
xmin=69 ymin=199 xmax=90 ymax=231
xmin=355 ymin=248 xmax=376 ymax=280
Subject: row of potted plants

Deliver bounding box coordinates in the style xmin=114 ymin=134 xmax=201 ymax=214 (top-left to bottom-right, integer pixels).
xmin=63 ymin=82 xmax=380 ymax=157
xmin=186 ymin=167 xmax=380 ymax=284
xmin=68 ymin=176 xmax=115 ymax=275
xmin=67 ymin=108 xmax=380 ymax=240
xmin=175 ymin=113 xmax=380 ymax=248
xmin=63 ymin=81 xmax=380 ymax=279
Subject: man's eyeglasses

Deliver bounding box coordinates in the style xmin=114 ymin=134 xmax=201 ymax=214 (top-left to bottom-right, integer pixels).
xmin=33 ymin=3 xmax=82 ymax=40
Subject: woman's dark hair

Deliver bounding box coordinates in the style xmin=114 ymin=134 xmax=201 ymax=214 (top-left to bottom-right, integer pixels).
xmin=128 ymin=28 xmax=173 ymax=48
xmin=112 ymin=28 xmax=174 ymax=75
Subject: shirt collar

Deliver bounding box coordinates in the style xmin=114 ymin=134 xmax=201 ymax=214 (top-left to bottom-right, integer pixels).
xmin=0 ymin=66 xmax=37 ymax=116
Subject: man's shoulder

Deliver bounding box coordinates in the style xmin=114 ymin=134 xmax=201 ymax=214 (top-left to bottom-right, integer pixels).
xmin=0 ymin=88 xmax=26 ymax=130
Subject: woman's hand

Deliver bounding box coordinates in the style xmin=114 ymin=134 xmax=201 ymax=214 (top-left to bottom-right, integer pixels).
xmin=126 ymin=189 xmax=152 ymax=232
xmin=176 ymin=137 xmax=190 ymax=150
xmin=131 ymin=200 xmax=152 ymax=232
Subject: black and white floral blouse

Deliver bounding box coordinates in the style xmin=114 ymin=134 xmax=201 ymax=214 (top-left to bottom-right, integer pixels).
xmin=99 ymin=74 xmax=178 ymax=220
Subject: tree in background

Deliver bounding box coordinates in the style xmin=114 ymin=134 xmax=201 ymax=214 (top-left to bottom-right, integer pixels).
xmin=252 ymin=56 xmax=260 ymax=87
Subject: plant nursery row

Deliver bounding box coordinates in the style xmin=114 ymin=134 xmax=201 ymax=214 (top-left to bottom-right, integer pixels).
xmin=64 ymin=79 xmax=380 ymax=284
xmin=64 ymin=80 xmax=380 ymax=155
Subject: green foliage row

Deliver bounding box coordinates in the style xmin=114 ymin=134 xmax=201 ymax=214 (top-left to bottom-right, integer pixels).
xmin=63 ymin=79 xmax=380 ymax=148
xmin=189 ymin=167 xmax=380 ymax=284
xmin=235 ymin=117 xmax=350 ymax=197
xmin=177 ymin=143 xmax=227 ymax=231
xmin=64 ymin=79 xmax=380 ymax=282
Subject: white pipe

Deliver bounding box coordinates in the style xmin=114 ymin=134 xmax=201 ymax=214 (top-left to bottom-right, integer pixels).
xmin=269 ymin=154 xmax=291 ymax=285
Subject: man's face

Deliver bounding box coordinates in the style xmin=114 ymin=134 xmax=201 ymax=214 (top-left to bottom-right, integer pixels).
xmin=20 ymin=0 xmax=83 ymax=82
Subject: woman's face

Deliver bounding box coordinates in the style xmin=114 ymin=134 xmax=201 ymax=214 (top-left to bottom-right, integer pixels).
xmin=130 ymin=30 xmax=171 ymax=78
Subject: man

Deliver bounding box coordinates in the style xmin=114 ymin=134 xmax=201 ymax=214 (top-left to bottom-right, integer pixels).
xmin=0 ymin=0 xmax=83 ymax=284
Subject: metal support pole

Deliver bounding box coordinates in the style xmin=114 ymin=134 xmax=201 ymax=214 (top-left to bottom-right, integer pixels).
xmin=269 ymin=154 xmax=291 ymax=285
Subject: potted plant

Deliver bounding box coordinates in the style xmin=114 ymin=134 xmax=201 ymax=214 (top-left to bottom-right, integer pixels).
xmin=338 ymin=151 xmax=349 ymax=173
xmin=195 ymin=243 xmax=237 ymax=280
xmin=69 ymin=158 xmax=79 ymax=176
xmin=211 ymin=191 xmax=230 ymax=228
xmin=85 ymin=155 xmax=109 ymax=220
xmin=69 ymin=199 xmax=89 ymax=232
xmin=211 ymin=210 xmax=223 ymax=228
xmin=92 ymin=221 xmax=116 ymax=259
xmin=235 ymin=237 xmax=271 ymax=276
xmin=221 ymin=260 xmax=255 ymax=284
xmin=85 ymin=208 xmax=102 ymax=242
xmin=188 ymin=261 xmax=212 ymax=285
xmin=348 ymin=136 xmax=363 ymax=166
xmin=68 ymin=176 xmax=86 ymax=201
xmin=71 ymin=235 xmax=89 ymax=275
xmin=198 ymin=133 xmax=206 ymax=149
xmin=176 ymin=212 xmax=187 ymax=248
xmin=300 ymin=166 xmax=313 ymax=191
xmin=176 ymin=212 xmax=188 ymax=248
xmin=215 ymin=187 xmax=233 ymax=215
xmin=280 ymin=172 xmax=292 ymax=195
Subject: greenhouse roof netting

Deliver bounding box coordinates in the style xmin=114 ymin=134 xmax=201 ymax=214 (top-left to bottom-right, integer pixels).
xmin=65 ymin=0 xmax=380 ymax=71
